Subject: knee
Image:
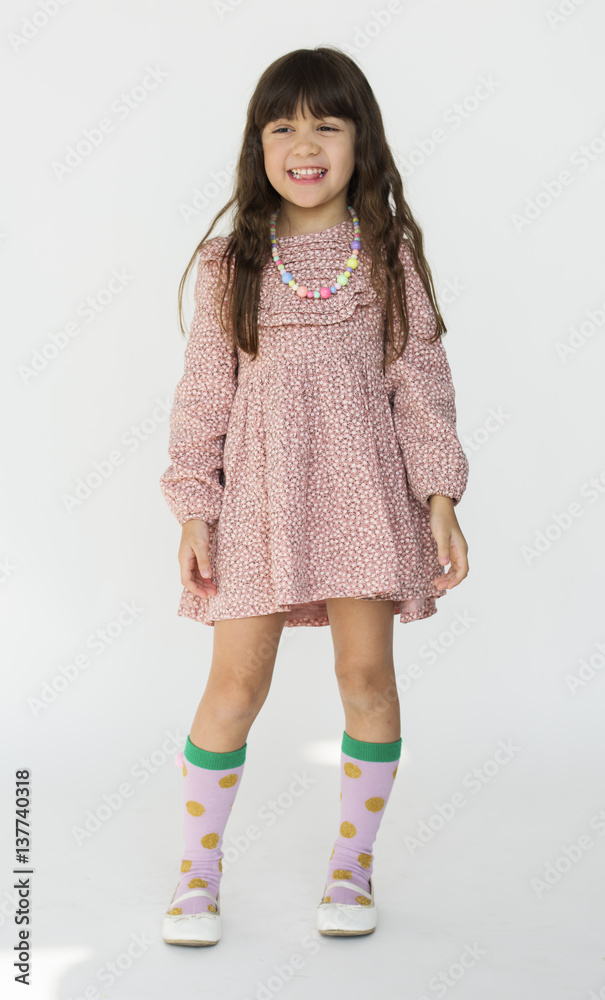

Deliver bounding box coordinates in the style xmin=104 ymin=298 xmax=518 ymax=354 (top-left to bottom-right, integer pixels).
xmin=207 ymin=664 xmax=271 ymax=724
xmin=335 ymin=657 xmax=398 ymax=710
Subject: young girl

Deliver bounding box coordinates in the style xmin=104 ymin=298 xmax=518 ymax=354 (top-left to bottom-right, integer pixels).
xmin=159 ymin=46 xmax=469 ymax=946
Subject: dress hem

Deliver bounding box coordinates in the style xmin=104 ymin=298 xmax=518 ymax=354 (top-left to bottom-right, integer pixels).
xmin=176 ymin=586 xmax=446 ymax=628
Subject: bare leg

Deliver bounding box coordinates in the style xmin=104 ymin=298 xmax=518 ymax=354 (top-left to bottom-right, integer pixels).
xmin=189 ymin=610 xmax=290 ymax=752
xmin=325 ymin=598 xmax=400 ymax=743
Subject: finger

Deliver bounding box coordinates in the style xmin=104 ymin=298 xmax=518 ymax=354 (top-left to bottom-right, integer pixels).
xmin=181 ymin=549 xmax=217 ymax=598
xmin=191 ymin=541 xmax=214 ymax=582
xmin=190 ymin=542 xmax=219 ymax=597
xmin=440 ymin=552 xmax=469 ymax=589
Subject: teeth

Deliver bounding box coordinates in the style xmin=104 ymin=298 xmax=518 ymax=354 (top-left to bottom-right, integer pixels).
xmin=290 ymin=168 xmax=326 ymax=177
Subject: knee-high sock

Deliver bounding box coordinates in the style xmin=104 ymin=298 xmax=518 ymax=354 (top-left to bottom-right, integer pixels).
xmin=166 ymin=734 xmax=246 ymax=917
xmin=323 ymin=730 xmax=401 ymax=906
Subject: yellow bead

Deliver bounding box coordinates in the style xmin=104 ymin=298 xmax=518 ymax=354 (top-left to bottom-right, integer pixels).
xmin=289 ymin=279 xmax=296 ymax=287
xmin=347 ymin=257 xmax=358 ymax=269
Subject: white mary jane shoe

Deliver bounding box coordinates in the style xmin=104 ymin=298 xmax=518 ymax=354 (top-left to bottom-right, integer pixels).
xmin=316 ymin=877 xmax=377 ymax=936
xmin=162 ymin=886 xmax=221 ymax=946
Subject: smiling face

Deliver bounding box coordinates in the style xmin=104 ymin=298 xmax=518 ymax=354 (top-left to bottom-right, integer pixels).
xmin=261 ymin=101 xmax=356 ymax=236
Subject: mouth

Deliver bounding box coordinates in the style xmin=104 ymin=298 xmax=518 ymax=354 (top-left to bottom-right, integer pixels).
xmin=287 ymin=167 xmax=328 ymax=184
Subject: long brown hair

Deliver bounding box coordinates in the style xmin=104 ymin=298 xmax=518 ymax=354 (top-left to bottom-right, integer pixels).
xmin=177 ymin=46 xmax=447 ymax=367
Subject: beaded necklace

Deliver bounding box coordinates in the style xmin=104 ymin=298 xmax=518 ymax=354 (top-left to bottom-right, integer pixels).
xmin=269 ymin=205 xmax=361 ymax=300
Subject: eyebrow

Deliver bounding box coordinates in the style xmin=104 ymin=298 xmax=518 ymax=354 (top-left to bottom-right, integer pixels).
xmin=268 ymin=115 xmax=346 ymax=124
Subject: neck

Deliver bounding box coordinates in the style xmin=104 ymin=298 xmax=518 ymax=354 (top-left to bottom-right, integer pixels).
xmin=273 ymin=201 xmax=350 ymax=238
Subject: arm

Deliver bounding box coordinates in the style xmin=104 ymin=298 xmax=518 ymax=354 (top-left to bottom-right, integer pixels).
xmin=384 ymin=239 xmax=469 ymax=510
xmin=159 ymin=246 xmax=238 ymax=526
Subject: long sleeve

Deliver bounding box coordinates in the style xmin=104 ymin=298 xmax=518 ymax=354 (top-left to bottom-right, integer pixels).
xmin=159 ymin=246 xmax=238 ymax=525
xmin=384 ymin=239 xmax=469 ymax=509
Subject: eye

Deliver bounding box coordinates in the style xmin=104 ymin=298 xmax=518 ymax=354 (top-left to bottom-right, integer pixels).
xmin=271 ymin=125 xmax=339 ymax=134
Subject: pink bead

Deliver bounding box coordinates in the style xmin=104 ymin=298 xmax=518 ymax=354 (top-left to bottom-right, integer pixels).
xmin=296 ymin=285 xmax=308 ymax=297
xmin=307 ymin=290 xmax=314 ymax=298
xmin=320 ymin=287 xmax=331 ymax=298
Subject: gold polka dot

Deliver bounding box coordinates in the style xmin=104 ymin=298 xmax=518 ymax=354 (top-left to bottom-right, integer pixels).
xmin=219 ymin=773 xmax=238 ymax=788
xmin=218 ymin=859 xmax=222 ymax=872
xmin=188 ymin=877 xmax=208 ymax=888
xmin=333 ymin=869 xmax=352 ymax=879
xmin=344 ymin=762 xmax=362 ymax=778
xmin=167 ymin=906 xmax=183 ymax=915
xmin=393 ymin=765 xmax=398 ymax=778
xmin=358 ymin=853 xmax=372 ymax=869
xmin=355 ymin=895 xmax=372 ymax=906
xmin=340 ymin=791 xmax=342 ymax=799
xmin=340 ymin=820 xmax=356 ymax=838
xmin=323 ymin=896 xmax=332 ymax=903
xmin=365 ymin=797 xmax=385 ymax=812
xmin=186 ymin=800 xmax=205 ymax=816
xmin=182 ymin=764 xmax=187 ymax=776
xmin=201 ymin=832 xmax=219 ymax=849
xmin=180 ymin=860 xmax=192 ymax=873
xmin=330 ymin=847 xmax=335 ymax=860
xmin=207 ymin=904 xmax=217 ymax=912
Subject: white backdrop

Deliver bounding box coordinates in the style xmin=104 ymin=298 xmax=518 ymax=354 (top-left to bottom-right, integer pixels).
xmin=1 ymin=1 xmax=604 ymax=997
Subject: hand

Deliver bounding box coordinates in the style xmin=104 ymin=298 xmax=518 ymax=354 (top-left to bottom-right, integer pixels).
xmin=178 ymin=519 xmax=218 ymax=599
xmin=428 ymin=495 xmax=469 ymax=591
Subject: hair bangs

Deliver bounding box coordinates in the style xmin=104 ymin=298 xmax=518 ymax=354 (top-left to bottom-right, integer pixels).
xmin=254 ymin=57 xmax=358 ymax=131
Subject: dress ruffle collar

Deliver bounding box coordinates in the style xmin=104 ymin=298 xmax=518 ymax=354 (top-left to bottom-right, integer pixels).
xmin=198 ymin=220 xmax=379 ymax=328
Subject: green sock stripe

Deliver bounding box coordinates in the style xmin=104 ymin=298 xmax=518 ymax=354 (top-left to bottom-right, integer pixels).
xmin=341 ymin=730 xmax=402 ymax=762
xmin=185 ymin=734 xmax=247 ymax=769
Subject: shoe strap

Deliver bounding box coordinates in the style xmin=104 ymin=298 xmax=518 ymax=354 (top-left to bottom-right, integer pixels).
xmin=171 ymin=888 xmax=218 ymax=907
xmin=325 ymin=879 xmax=372 ymax=901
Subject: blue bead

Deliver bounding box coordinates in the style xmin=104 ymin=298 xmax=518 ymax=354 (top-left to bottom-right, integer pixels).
xmin=330 ymin=285 xmax=338 ymax=293
xmin=281 ymin=272 xmax=293 ymax=283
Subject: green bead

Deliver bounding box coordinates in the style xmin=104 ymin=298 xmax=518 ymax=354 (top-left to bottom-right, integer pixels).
xmin=314 ymin=290 xmax=320 ymax=298
xmin=337 ymin=273 xmax=349 ymax=286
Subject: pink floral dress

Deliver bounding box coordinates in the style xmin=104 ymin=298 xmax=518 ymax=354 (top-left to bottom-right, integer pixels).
xmin=159 ymin=217 xmax=469 ymax=627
